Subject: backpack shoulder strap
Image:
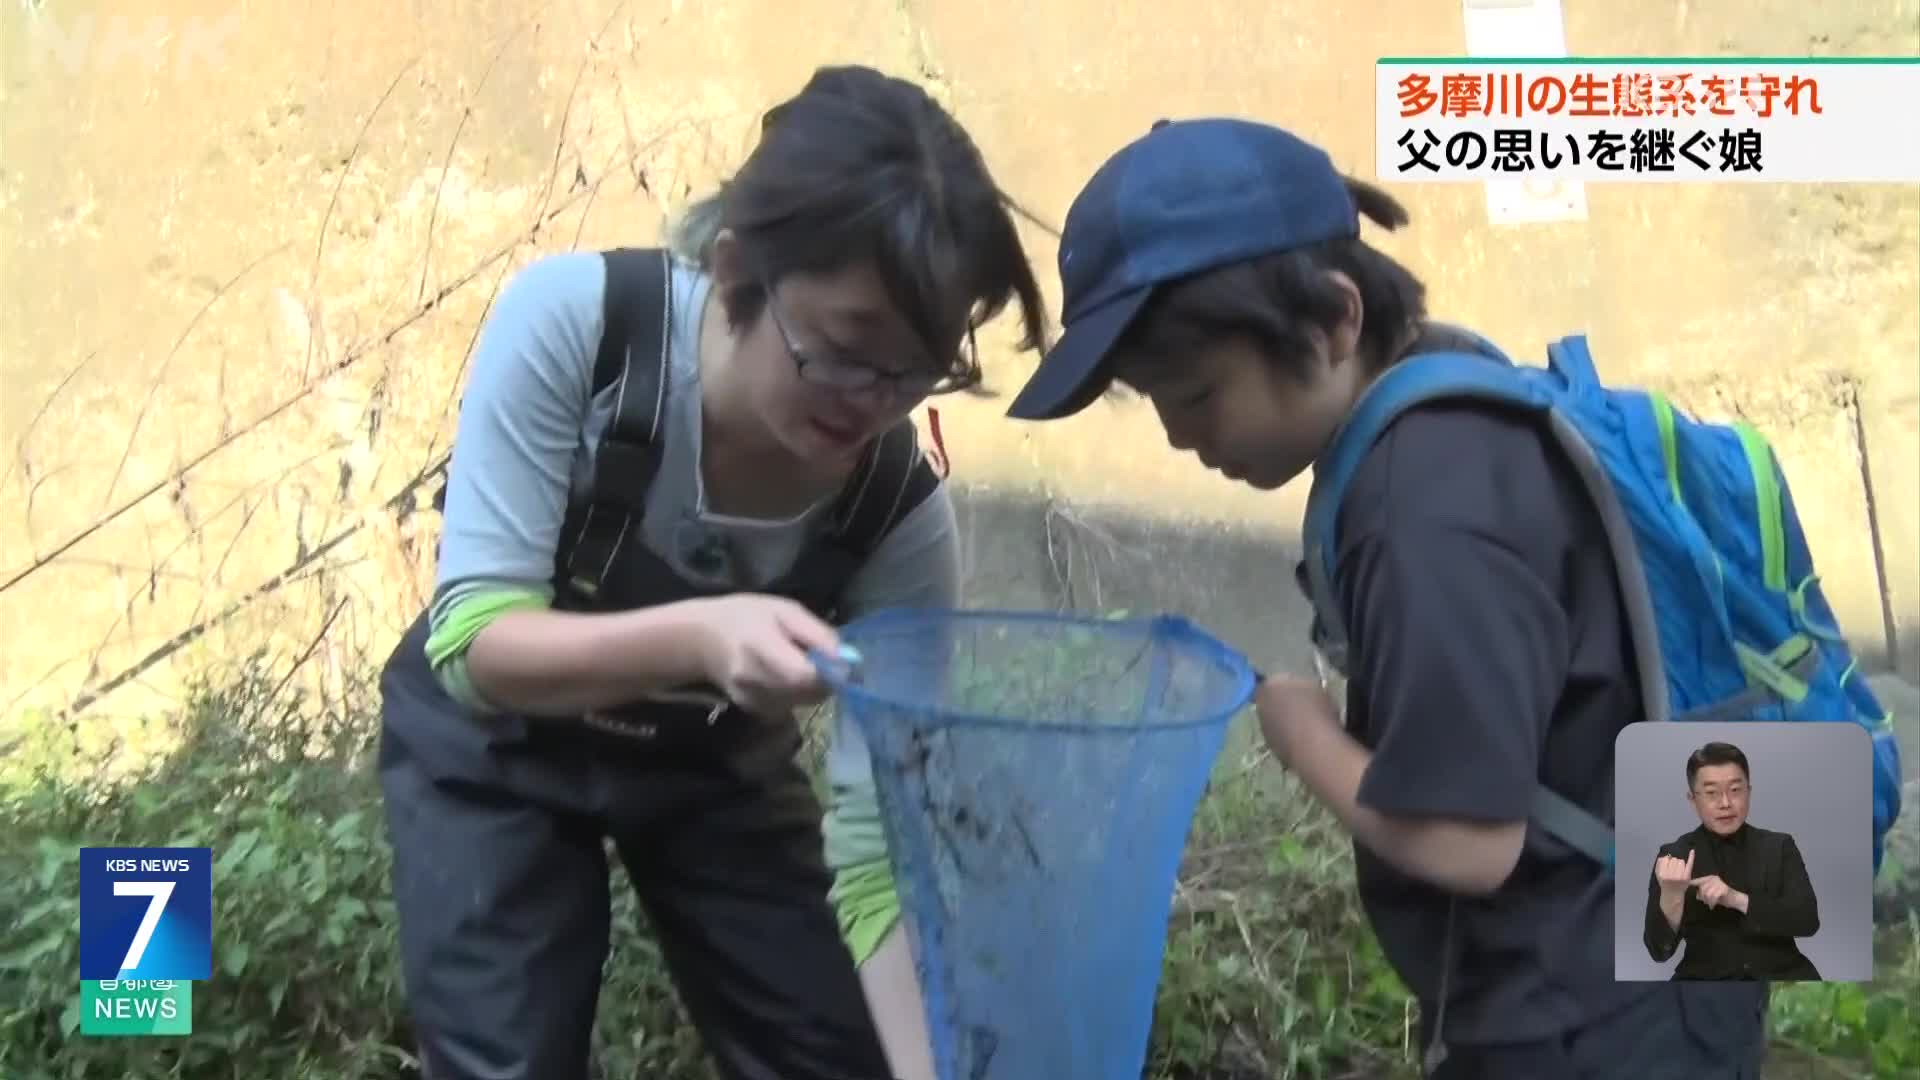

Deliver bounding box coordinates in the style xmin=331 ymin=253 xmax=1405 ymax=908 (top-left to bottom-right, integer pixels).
xmin=1302 ymin=332 xmax=1599 ymax=586
xmin=557 ymin=246 xmax=673 ymax=604
xmin=1532 ymin=786 xmax=1617 ymax=872
xmin=1300 ymin=348 xmax=1554 ymax=669
xmin=1299 ymin=337 xmax=1632 ymax=874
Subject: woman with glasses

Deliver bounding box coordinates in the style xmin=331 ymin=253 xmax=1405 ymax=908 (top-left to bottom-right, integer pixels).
xmin=376 ymin=64 xmax=1048 ymax=1080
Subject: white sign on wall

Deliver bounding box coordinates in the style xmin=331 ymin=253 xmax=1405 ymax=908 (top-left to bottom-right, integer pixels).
xmin=1461 ymin=0 xmax=1589 ymax=225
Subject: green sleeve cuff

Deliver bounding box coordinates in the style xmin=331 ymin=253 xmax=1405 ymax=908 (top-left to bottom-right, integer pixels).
xmin=423 ymin=584 xmax=551 ymax=711
xmin=424 ymin=585 xmax=552 ymax=669
xmin=829 ymin=858 xmax=903 ymax=968
xmin=432 ymin=654 xmax=493 ymax=713
xmin=823 ymin=775 xmax=902 ymax=968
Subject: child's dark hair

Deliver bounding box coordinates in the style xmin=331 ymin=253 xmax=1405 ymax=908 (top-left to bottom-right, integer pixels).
xmin=1115 ymin=177 xmax=1426 ymax=382
xmin=671 ymin=65 xmax=1050 ymax=391
xmin=1686 ymin=741 xmax=1751 ymax=788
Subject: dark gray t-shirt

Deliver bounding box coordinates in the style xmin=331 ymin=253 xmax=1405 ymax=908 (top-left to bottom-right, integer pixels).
xmin=1331 ymin=328 xmax=1654 ymax=1045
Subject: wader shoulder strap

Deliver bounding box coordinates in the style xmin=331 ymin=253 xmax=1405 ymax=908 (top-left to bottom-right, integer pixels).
xmin=772 ymin=417 xmax=944 ymax=618
xmin=828 ymin=418 xmax=943 ymax=561
xmin=557 ymin=246 xmax=673 ymax=606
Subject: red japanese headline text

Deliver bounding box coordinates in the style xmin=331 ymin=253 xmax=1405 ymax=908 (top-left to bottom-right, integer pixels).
xmin=1395 ymin=71 xmax=1824 ymax=121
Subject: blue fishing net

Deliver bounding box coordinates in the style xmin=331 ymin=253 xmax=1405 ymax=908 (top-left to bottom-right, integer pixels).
xmin=823 ymin=610 xmax=1259 ymax=1080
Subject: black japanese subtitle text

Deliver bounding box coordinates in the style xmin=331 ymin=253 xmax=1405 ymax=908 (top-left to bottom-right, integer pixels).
xmin=1394 ymin=127 xmax=1764 ymax=174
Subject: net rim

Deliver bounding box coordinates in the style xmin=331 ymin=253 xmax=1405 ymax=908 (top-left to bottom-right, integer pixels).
xmin=816 ymin=607 xmax=1261 ymax=734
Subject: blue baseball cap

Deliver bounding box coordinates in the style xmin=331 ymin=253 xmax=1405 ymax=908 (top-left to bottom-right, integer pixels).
xmin=1006 ymin=118 xmax=1361 ymax=421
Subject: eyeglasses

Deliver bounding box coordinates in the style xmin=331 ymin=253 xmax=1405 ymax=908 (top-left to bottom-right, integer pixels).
xmin=763 ymin=286 xmax=975 ymax=400
xmin=1691 ymin=782 xmax=1749 ymax=806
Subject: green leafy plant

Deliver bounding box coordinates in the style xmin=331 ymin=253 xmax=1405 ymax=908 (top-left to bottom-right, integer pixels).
xmin=0 ymin=661 xmax=713 ymax=1080
xmin=3 ymin=652 xmax=1915 ymax=1078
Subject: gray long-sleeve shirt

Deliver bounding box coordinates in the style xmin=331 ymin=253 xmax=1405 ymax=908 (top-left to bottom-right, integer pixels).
xmin=422 ymin=248 xmax=959 ymax=933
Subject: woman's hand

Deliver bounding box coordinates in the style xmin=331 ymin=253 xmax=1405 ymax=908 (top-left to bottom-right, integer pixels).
xmin=691 ymin=595 xmax=845 ymax=718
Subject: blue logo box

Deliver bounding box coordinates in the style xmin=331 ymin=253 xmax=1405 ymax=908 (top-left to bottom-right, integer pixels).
xmin=78 ymin=847 xmax=212 ymax=981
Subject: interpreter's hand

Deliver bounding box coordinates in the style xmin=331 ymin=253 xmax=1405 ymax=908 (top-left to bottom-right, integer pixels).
xmin=1254 ymin=674 xmax=1342 ymax=770
xmin=1655 ymin=849 xmax=1696 ymax=900
xmin=690 ymin=594 xmax=842 ymax=719
xmin=1690 ymin=874 xmax=1741 ymax=910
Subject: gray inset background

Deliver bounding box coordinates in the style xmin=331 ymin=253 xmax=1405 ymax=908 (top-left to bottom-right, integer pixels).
xmin=1613 ymin=720 xmax=1876 ymax=982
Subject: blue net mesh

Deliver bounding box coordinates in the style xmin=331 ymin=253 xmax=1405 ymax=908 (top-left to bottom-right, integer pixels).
xmin=825 ymin=610 xmax=1258 ymax=1080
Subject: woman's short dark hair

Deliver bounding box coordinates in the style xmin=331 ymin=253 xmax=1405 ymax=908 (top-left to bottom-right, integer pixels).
xmin=670 ymin=65 xmax=1050 ymax=391
xmin=1687 ymin=742 xmax=1751 ymax=788
xmin=1114 ymin=177 xmax=1427 ymax=382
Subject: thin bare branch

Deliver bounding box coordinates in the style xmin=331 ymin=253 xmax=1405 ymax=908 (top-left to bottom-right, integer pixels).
xmin=308 ymin=56 xmax=422 ymax=381
xmin=4 ymin=349 xmax=96 ymax=495
xmin=59 ymin=454 xmax=448 ymax=718
xmin=99 ymin=242 xmax=293 ymax=510
xmin=0 ymin=181 xmax=603 ymax=596
xmin=264 ymin=595 xmax=351 ymax=708
xmin=533 ymin=2 xmax=630 ymax=228
xmin=418 ymin=27 xmax=526 ymax=304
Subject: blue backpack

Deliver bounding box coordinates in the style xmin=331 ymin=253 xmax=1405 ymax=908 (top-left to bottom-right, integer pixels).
xmin=1300 ymin=332 xmax=1903 ymax=877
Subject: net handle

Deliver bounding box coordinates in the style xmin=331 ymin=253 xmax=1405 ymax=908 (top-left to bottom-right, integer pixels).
xmin=810 ymin=643 xmax=866 ymax=689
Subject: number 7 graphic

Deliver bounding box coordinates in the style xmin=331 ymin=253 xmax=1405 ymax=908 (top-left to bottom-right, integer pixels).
xmin=114 ymin=881 xmax=175 ymax=972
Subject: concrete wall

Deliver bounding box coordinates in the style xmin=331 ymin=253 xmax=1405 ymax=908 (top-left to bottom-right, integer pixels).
xmin=954 ymin=490 xmax=1320 ymax=676
xmin=1 ymin=0 xmax=1915 ymax=731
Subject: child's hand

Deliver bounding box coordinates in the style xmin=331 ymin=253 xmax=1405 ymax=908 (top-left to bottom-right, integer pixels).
xmin=1254 ymin=674 xmax=1342 ymax=769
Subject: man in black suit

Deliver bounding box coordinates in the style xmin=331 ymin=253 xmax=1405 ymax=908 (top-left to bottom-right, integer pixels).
xmin=1644 ymin=741 xmax=1823 ymax=981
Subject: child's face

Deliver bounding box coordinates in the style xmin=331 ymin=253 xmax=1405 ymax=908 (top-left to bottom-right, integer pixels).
xmin=1115 ymin=321 xmax=1368 ymax=492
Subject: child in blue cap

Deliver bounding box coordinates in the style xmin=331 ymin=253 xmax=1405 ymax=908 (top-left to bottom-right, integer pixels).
xmin=1005 ymin=117 xmax=1771 ymax=1080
